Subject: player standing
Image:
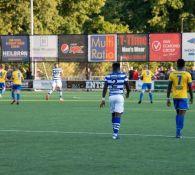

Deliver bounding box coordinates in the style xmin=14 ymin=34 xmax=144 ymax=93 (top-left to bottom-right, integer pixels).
xmin=46 ymin=63 xmax=64 ymax=102
xmin=0 ymin=64 xmax=7 ymax=98
xmin=11 ymin=66 xmax=23 ymax=105
xmin=100 ymin=62 xmax=130 ymax=139
xmin=138 ymin=65 xmax=154 ymax=104
xmin=167 ymin=59 xmax=193 ymax=138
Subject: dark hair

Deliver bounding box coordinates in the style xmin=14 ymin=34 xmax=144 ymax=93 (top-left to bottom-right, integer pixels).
xmin=112 ymin=62 xmax=120 ymax=71
xmin=177 ymin=59 xmax=185 ymax=68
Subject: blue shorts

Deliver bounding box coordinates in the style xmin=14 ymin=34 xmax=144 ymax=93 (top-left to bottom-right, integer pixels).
xmin=12 ymin=84 xmax=22 ymax=91
xmin=0 ymin=83 xmax=5 ymax=89
xmin=173 ymin=98 xmax=189 ymax=110
xmin=142 ymin=83 xmax=152 ymax=90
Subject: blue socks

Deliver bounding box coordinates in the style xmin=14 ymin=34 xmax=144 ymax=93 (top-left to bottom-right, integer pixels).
xmin=149 ymin=92 xmax=153 ymax=102
xmin=139 ymin=92 xmax=143 ymax=101
xmin=12 ymin=91 xmax=15 ymax=100
xmin=112 ymin=117 xmax=121 ymax=135
xmin=16 ymin=94 xmax=20 ymax=101
xmin=176 ymin=115 xmax=184 ymax=136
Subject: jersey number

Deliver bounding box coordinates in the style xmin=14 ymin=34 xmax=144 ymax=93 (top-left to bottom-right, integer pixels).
xmin=112 ymin=79 xmax=117 ymax=88
xmin=177 ymin=75 xmax=182 ymax=85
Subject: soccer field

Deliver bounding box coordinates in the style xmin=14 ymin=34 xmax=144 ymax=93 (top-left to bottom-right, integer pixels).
xmin=0 ymin=91 xmax=195 ymax=175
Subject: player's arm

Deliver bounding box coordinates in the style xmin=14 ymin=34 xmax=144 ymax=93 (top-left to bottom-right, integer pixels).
xmin=100 ymin=81 xmax=108 ymax=108
xmin=125 ymin=81 xmax=130 ymax=98
xmin=166 ymin=81 xmax=173 ymax=107
xmin=188 ymin=83 xmax=193 ymax=104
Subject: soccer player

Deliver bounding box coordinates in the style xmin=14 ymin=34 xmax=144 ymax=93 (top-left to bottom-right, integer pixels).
xmin=167 ymin=59 xmax=193 ymax=138
xmin=0 ymin=64 xmax=7 ymax=98
xmin=138 ymin=65 xmax=154 ymax=104
xmin=46 ymin=63 xmax=64 ymax=102
xmin=11 ymin=66 xmax=24 ymax=105
xmin=100 ymin=62 xmax=130 ymax=139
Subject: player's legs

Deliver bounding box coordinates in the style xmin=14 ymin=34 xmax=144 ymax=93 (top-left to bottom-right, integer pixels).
xmin=57 ymin=80 xmax=63 ymax=101
xmin=11 ymin=85 xmax=16 ymax=104
xmin=173 ymin=99 xmax=188 ymax=138
xmin=147 ymin=83 xmax=153 ymax=103
xmin=46 ymin=81 xmax=56 ymax=100
xmin=138 ymin=84 xmax=146 ymax=104
xmin=15 ymin=89 xmax=21 ymax=105
xmin=0 ymin=83 xmax=3 ymax=97
xmin=109 ymin=95 xmax=124 ymax=139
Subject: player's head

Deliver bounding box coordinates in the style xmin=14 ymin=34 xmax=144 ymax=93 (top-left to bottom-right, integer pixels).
xmin=144 ymin=65 xmax=149 ymax=70
xmin=177 ymin=59 xmax=185 ymax=69
xmin=13 ymin=65 xmax=19 ymax=70
xmin=54 ymin=63 xmax=59 ymax=68
xmin=112 ymin=62 xmax=120 ymax=72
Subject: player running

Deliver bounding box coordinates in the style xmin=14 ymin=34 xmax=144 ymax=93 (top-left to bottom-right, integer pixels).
xmin=167 ymin=59 xmax=193 ymax=139
xmin=100 ymin=62 xmax=130 ymax=140
xmin=138 ymin=65 xmax=154 ymax=104
xmin=11 ymin=66 xmax=24 ymax=105
xmin=0 ymin=64 xmax=7 ymax=98
xmin=46 ymin=63 xmax=64 ymax=102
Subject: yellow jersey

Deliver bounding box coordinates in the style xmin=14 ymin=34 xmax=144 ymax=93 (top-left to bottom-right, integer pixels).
xmin=169 ymin=71 xmax=192 ymax=99
xmin=0 ymin=69 xmax=7 ymax=83
xmin=12 ymin=70 xmax=23 ymax=85
xmin=141 ymin=70 xmax=154 ymax=83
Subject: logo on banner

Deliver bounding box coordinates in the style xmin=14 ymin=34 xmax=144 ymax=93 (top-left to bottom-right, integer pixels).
xmin=188 ymin=38 xmax=195 ymax=44
xmin=40 ymin=37 xmax=48 ymax=46
xmin=61 ymin=44 xmax=69 ymax=54
xmin=89 ymin=35 xmax=117 ymax=61
xmin=152 ymin=41 xmax=161 ymax=51
xmin=61 ymin=43 xmax=84 ymax=54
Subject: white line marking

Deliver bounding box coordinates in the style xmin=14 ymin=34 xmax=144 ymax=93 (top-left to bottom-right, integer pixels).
xmin=0 ymin=129 xmax=195 ymax=139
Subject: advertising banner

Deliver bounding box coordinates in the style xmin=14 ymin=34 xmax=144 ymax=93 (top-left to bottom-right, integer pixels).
xmin=59 ymin=35 xmax=88 ymax=62
xmin=67 ymin=81 xmax=86 ymax=89
xmin=182 ymin=33 xmax=195 ymax=61
xmin=33 ymin=80 xmax=67 ymax=90
xmin=154 ymin=80 xmax=169 ymax=90
xmin=88 ymin=34 xmax=117 ymax=62
xmin=1 ymin=36 xmax=29 ymax=62
xmin=30 ymin=35 xmax=58 ymax=61
xmin=118 ymin=34 xmax=148 ymax=61
xmin=149 ymin=33 xmax=181 ymax=61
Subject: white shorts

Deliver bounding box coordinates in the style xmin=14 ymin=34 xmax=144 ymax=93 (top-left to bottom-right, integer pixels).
xmin=109 ymin=95 xmax=124 ymax=113
xmin=52 ymin=80 xmax=62 ymax=90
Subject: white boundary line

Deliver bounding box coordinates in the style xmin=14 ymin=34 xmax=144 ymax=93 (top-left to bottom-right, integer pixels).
xmin=0 ymin=129 xmax=195 ymax=139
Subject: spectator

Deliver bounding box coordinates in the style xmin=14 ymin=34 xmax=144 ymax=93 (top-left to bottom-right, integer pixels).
xmin=133 ymin=69 xmax=139 ymax=80
xmin=26 ymin=68 xmax=32 ymax=79
xmin=159 ymin=66 xmax=166 ymax=80
xmin=128 ymin=67 xmax=134 ymax=80
xmin=190 ymin=66 xmax=195 ymax=80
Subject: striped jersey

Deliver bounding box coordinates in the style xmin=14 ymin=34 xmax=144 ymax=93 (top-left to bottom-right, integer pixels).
xmin=52 ymin=68 xmax=62 ymax=80
xmin=105 ymin=72 xmax=128 ymax=96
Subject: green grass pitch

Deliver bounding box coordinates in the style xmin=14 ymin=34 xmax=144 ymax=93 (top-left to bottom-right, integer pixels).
xmin=0 ymin=91 xmax=195 ymax=175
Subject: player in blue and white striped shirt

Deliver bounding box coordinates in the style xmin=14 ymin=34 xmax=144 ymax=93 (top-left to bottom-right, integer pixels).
xmin=46 ymin=63 xmax=64 ymax=102
xmin=100 ymin=62 xmax=130 ymax=139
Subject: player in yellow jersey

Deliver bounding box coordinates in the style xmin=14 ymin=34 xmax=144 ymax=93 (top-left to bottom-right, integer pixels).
xmin=11 ymin=66 xmax=24 ymax=105
xmin=0 ymin=64 xmax=7 ymax=98
xmin=138 ymin=65 xmax=154 ymax=104
xmin=167 ymin=59 xmax=193 ymax=138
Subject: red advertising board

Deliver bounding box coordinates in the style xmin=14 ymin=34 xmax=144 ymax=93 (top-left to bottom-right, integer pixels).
xmin=149 ymin=33 xmax=181 ymax=61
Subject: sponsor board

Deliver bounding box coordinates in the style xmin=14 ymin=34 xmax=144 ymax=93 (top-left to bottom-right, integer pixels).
xmin=182 ymin=33 xmax=195 ymax=61
xmin=59 ymin=35 xmax=88 ymax=62
xmin=67 ymin=81 xmax=86 ymax=89
xmin=118 ymin=34 xmax=148 ymax=61
xmin=30 ymin=35 xmax=58 ymax=61
xmin=149 ymin=33 xmax=181 ymax=61
xmin=1 ymin=36 xmax=29 ymax=62
xmin=88 ymin=34 xmax=117 ymax=62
